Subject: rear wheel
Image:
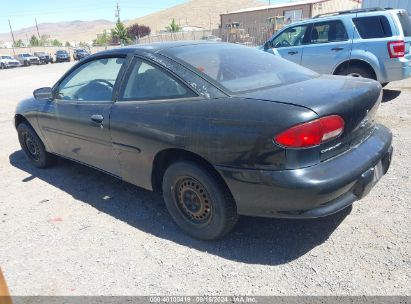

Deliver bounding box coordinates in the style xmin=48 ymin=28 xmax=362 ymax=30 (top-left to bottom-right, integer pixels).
xmin=162 ymin=161 xmax=238 ymax=240
xmin=17 ymin=122 xmax=56 ymax=168
xmin=339 ymin=65 xmax=375 ymax=80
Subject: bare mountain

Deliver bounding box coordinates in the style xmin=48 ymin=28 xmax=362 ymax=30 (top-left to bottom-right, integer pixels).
xmin=0 ymin=0 xmax=264 ymax=43
xmin=125 ymin=0 xmax=265 ymax=32
xmin=0 ymin=20 xmax=114 ymax=43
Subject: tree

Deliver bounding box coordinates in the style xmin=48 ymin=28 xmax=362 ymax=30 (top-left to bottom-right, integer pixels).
xmin=93 ymin=30 xmax=110 ymax=46
xmin=51 ymin=39 xmax=63 ymax=47
xmin=65 ymin=41 xmax=71 ymax=47
xmin=127 ymin=24 xmax=151 ymax=41
xmin=30 ymin=35 xmax=40 ymax=47
xmin=166 ymin=18 xmax=181 ymax=32
xmin=111 ymin=21 xmax=131 ymax=45
xmin=40 ymin=34 xmax=50 ymax=46
xmin=13 ymin=39 xmax=25 ymax=48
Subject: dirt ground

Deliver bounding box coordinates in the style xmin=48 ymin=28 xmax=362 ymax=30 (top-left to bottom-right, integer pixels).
xmin=0 ymin=63 xmax=410 ymax=296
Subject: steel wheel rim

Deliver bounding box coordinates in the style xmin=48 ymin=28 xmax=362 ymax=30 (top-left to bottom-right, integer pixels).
xmin=23 ymin=132 xmax=40 ymax=161
xmin=175 ymin=177 xmax=213 ymax=225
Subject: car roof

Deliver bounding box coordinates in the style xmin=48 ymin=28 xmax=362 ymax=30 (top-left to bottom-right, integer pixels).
xmin=282 ymin=7 xmax=405 ymax=27
xmin=94 ymin=40 xmax=219 ymax=57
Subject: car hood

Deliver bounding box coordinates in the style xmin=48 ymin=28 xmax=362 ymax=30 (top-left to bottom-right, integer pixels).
xmin=3 ymin=59 xmax=19 ymax=63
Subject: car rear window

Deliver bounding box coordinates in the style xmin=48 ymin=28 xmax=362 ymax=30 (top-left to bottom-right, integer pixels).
xmin=397 ymin=11 xmax=411 ymax=37
xmin=353 ymin=16 xmax=392 ymax=39
xmin=165 ymin=43 xmax=318 ymax=93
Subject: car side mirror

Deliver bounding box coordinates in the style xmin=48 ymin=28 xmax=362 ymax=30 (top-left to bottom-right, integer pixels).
xmin=33 ymin=87 xmax=53 ymax=100
xmin=264 ymin=41 xmax=270 ymax=50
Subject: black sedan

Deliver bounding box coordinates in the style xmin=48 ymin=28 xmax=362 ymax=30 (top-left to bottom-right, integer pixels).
xmin=15 ymin=41 xmax=393 ymax=240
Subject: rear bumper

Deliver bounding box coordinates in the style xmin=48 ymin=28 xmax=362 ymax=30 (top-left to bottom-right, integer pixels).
xmin=382 ymin=57 xmax=411 ymax=82
xmin=216 ymin=124 xmax=393 ymax=218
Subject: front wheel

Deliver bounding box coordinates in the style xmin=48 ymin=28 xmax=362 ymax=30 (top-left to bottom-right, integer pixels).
xmin=0 ymin=63 xmax=5 ymax=69
xmin=162 ymin=161 xmax=238 ymax=240
xmin=17 ymin=122 xmax=56 ymax=168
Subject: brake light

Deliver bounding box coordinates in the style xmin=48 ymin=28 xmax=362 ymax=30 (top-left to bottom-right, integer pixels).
xmin=274 ymin=115 xmax=345 ymax=148
xmin=388 ymin=40 xmax=405 ymax=58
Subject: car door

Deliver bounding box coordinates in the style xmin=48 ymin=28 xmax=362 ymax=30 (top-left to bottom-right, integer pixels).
xmin=110 ymin=56 xmax=199 ymax=189
xmin=38 ymin=56 xmax=126 ymax=176
xmin=268 ymin=24 xmax=310 ymax=64
xmin=301 ymin=20 xmax=352 ymax=74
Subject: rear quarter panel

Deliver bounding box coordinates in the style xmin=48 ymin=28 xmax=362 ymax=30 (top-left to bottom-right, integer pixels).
xmin=109 ymin=97 xmax=317 ymax=190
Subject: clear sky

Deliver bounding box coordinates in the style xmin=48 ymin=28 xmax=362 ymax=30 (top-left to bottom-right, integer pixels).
xmin=0 ymin=0 xmax=287 ymax=33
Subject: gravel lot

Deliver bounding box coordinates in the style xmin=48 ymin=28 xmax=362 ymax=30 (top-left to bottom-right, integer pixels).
xmin=0 ymin=63 xmax=410 ymax=296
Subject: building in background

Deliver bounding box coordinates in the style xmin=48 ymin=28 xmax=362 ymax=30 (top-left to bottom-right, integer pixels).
xmin=219 ymin=0 xmax=361 ymax=45
xmin=362 ymin=0 xmax=411 ymax=13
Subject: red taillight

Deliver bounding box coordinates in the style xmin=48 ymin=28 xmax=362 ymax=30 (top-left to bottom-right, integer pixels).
xmin=274 ymin=115 xmax=345 ymax=148
xmin=388 ymin=40 xmax=405 ymax=58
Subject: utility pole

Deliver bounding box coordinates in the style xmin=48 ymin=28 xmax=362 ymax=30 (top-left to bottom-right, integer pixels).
xmin=115 ymin=2 xmax=121 ymax=23
xmin=8 ymin=20 xmax=16 ymax=55
xmin=35 ymin=18 xmax=41 ymax=39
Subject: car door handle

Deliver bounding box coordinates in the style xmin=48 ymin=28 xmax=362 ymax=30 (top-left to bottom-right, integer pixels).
xmin=331 ymin=47 xmax=344 ymax=51
xmin=288 ymin=51 xmax=299 ymax=55
xmin=91 ymin=114 xmax=104 ymax=124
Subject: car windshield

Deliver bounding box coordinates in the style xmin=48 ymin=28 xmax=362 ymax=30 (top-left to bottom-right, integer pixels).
xmin=77 ymin=49 xmax=86 ymax=52
xmin=1 ymin=56 xmax=13 ymax=60
xmin=57 ymin=51 xmax=67 ymax=54
xmin=165 ymin=43 xmax=318 ymax=93
xmin=22 ymin=54 xmax=31 ymax=57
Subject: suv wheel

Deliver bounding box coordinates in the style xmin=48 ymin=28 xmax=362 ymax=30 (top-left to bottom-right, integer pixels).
xmin=162 ymin=161 xmax=238 ymax=240
xmin=0 ymin=63 xmax=5 ymax=69
xmin=339 ymin=65 xmax=375 ymax=80
xmin=17 ymin=122 xmax=56 ymax=168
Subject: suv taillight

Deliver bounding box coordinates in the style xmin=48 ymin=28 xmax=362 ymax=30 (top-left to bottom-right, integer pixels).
xmin=274 ymin=115 xmax=345 ymax=148
xmin=388 ymin=40 xmax=405 ymax=58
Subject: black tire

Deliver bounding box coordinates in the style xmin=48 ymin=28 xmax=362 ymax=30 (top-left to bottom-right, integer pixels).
xmin=339 ymin=65 xmax=375 ymax=80
xmin=17 ymin=122 xmax=55 ymax=168
xmin=162 ymin=161 xmax=238 ymax=240
xmin=382 ymin=82 xmax=389 ymax=88
xmin=0 ymin=63 xmax=5 ymax=69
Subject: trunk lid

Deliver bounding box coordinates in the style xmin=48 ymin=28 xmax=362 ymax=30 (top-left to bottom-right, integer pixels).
xmin=237 ymin=75 xmax=382 ymax=161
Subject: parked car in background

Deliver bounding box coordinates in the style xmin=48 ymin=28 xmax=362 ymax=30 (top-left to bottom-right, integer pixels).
xmin=15 ymin=53 xmax=40 ymax=66
xmin=263 ymin=8 xmax=411 ymax=86
xmin=0 ymin=55 xmax=21 ymax=69
xmin=55 ymin=50 xmax=70 ymax=63
xmin=34 ymin=52 xmax=53 ymax=64
xmin=201 ymin=35 xmax=222 ymax=42
xmin=15 ymin=42 xmax=393 ymax=240
xmin=73 ymin=49 xmax=90 ymax=61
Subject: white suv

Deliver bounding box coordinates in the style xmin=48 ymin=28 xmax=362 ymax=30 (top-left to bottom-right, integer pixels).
xmin=263 ymin=8 xmax=411 ymax=86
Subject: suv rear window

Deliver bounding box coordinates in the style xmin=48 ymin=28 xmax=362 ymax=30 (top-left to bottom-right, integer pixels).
xmin=397 ymin=11 xmax=411 ymax=37
xmin=353 ymin=16 xmax=392 ymax=39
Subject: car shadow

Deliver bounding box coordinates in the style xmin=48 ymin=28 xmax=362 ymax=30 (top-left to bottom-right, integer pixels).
xmin=9 ymin=150 xmax=351 ymax=266
xmin=382 ymin=89 xmax=401 ymax=103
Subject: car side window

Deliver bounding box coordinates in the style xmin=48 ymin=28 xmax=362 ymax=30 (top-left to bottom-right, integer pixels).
xmin=271 ymin=25 xmax=309 ymax=48
xmin=57 ymin=57 xmax=125 ymax=102
xmin=309 ymin=20 xmax=348 ymax=44
xmin=120 ymin=58 xmax=197 ymax=101
xmin=353 ymin=16 xmax=393 ymax=39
